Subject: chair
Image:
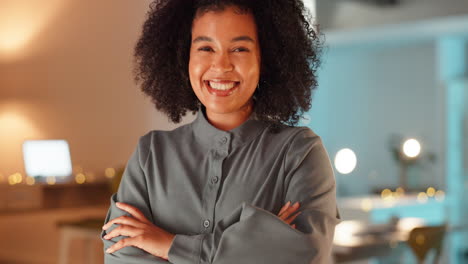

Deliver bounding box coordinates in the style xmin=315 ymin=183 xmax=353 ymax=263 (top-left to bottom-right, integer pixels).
xmin=407 ymin=225 xmax=446 ymax=264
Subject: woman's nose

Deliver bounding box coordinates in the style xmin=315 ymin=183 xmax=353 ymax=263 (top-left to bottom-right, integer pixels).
xmin=211 ymin=52 xmax=233 ymax=72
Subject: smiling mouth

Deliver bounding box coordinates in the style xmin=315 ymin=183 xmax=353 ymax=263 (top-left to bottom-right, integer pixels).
xmin=204 ymin=80 xmax=240 ymax=97
xmin=205 ymin=80 xmax=240 ymax=90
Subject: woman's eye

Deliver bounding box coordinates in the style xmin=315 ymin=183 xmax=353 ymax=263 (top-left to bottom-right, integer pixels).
xmin=198 ymin=46 xmax=214 ymax=52
xmin=233 ymin=47 xmax=249 ymax=52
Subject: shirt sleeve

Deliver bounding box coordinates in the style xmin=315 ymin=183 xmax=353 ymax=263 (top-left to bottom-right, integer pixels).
xmin=168 ymin=129 xmax=340 ymax=264
xmin=101 ymin=137 xmax=170 ymax=264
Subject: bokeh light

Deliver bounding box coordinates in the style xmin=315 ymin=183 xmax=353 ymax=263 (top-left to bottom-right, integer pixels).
xmin=417 ymin=192 xmax=428 ymax=203
xmin=426 ymin=187 xmax=436 ymax=197
xmin=75 ymin=173 xmax=85 ymax=184
xmin=46 ymin=176 xmax=56 ymax=185
xmin=8 ymin=172 xmax=22 ymax=185
xmin=334 ymin=148 xmax=357 ymax=174
xmin=105 ymin=168 xmax=116 ymax=179
xmin=402 ymin=138 xmax=421 ymax=158
xmin=25 ymin=176 xmax=35 ymax=185
xmin=397 ymin=217 xmax=425 ymax=233
xmin=435 ymin=190 xmax=445 ymax=201
xmin=395 ymin=187 xmax=405 ymax=197
xmin=381 ymin=189 xmax=391 ymax=198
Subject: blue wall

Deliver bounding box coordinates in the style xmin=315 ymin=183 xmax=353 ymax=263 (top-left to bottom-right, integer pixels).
xmin=302 ymin=42 xmax=445 ymax=196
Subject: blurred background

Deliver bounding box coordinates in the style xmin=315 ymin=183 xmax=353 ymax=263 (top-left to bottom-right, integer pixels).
xmin=0 ymin=0 xmax=467 ymax=263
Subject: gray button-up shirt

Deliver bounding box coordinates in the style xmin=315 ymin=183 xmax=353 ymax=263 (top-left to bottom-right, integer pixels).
xmin=102 ymin=109 xmax=340 ymax=264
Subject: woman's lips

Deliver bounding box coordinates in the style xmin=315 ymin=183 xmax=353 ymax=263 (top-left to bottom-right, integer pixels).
xmin=204 ymin=80 xmax=240 ymax=97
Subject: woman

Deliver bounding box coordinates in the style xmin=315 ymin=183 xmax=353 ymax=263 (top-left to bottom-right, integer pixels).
xmin=102 ymin=0 xmax=340 ymax=263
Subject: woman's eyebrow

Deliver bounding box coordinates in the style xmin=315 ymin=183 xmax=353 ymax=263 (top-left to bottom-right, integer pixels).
xmin=231 ymin=36 xmax=254 ymax=43
xmin=192 ymin=36 xmax=212 ymax=43
xmin=192 ymin=35 xmax=255 ymax=43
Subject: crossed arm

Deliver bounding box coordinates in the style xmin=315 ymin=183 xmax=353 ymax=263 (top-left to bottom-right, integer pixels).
xmin=102 ymin=201 xmax=301 ymax=260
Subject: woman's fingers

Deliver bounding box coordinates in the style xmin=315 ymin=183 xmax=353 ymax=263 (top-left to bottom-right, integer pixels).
xmin=102 ymin=215 xmax=144 ymax=230
xmin=278 ymin=201 xmax=291 ymax=215
xmin=277 ymin=201 xmax=301 ymax=229
xmin=116 ymin=202 xmax=150 ymax=224
xmin=284 ymin=210 xmax=301 ymax=225
xmin=102 ymin=202 xmax=150 ymax=230
xmin=278 ymin=201 xmax=300 ymax=220
xmin=106 ymin=236 xmax=141 ymax=254
xmin=103 ymin=224 xmax=143 ymax=240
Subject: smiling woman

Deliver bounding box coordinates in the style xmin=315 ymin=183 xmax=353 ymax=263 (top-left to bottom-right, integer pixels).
xmin=101 ymin=1 xmax=339 ymax=263
xmin=189 ymin=6 xmax=260 ymax=130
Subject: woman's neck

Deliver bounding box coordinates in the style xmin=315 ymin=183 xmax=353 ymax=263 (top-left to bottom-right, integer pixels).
xmin=205 ymin=102 xmax=254 ymax=131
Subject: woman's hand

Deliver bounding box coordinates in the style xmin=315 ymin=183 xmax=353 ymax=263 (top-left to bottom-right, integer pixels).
xmin=102 ymin=202 xmax=175 ymax=260
xmin=277 ymin=201 xmax=301 ymax=229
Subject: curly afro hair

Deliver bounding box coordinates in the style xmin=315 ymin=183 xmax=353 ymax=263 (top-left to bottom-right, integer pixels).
xmin=134 ymin=0 xmax=322 ymax=126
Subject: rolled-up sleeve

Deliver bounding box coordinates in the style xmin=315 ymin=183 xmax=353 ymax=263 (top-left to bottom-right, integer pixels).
xmin=168 ymin=129 xmax=340 ymax=264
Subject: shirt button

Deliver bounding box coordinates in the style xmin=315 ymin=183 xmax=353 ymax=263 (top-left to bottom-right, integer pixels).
xmin=220 ymin=136 xmax=228 ymax=144
xmin=203 ymin=219 xmax=210 ymax=228
xmin=211 ymin=176 xmax=219 ymax=184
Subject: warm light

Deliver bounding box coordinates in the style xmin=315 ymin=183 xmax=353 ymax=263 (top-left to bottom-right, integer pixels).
xmin=383 ymin=195 xmax=396 ymax=206
xmin=75 ymin=173 xmax=85 ymax=184
xmin=334 ymin=148 xmax=357 ymax=174
xmin=334 ymin=221 xmax=364 ymax=246
xmin=426 ymin=187 xmax=436 ymax=197
xmin=381 ymin=189 xmax=392 ymax=199
xmin=360 ymin=198 xmax=373 ymax=212
xmin=435 ymin=190 xmax=445 ymax=201
xmin=25 ymin=176 xmax=35 ymax=185
xmin=16 ymin=173 xmax=22 ymax=183
xmin=8 ymin=175 xmax=16 ymax=185
xmin=0 ymin=104 xmax=43 ymax=175
xmin=402 ymin=138 xmax=421 ymax=158
xmin=396 ymin=187 xmax=405 ymax=196
xmin=0 ymin=109 xmax=42 ymax=141
xmin=397 ymin=217 xmax=425 ymax=234
xmin=46 ymin=176 xmax=56 ymax=185
xmin=105 ymin=168 xmax=116 ymax=178
xmin=0 ymin=110 xmax=38 ymax=134
xmin=0 ymin=0 xmax=64 ymax=60
xmin=417 ymin=192 xmax=428 ymax=203
xmin=8 ymin=172 xmax=22 ymax=185
xmin=394 ymin=187 xmax=405 ymax=198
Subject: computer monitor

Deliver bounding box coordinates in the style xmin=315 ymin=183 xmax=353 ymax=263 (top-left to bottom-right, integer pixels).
xmin=22 ymin=139 xmax=73 ymax=180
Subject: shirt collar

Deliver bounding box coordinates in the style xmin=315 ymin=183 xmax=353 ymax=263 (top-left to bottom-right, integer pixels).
xmin=192 ymin=107 xmax=268 ymax=151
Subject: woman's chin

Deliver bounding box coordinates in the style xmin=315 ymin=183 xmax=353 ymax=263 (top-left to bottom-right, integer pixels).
xmin=203 ymin=105 xmax=234 ymax=115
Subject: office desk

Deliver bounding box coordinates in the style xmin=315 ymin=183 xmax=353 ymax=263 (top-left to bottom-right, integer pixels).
xmin=0 ymin=182 xmax=111 ymax=212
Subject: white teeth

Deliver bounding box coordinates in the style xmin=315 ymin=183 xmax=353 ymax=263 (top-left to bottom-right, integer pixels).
xmin=209 ymin=81 xmax=237 ymax=90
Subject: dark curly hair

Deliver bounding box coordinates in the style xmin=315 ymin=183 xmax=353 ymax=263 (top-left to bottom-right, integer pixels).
xmin=134 ymin=0 xmax=322 ymax=126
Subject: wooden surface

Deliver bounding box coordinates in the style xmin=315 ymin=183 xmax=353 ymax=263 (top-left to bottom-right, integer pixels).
xmin=0 ymin=182 xmax=112 ymax=213
xmin=0 ymin=206 xmax=109 ymax=264
xmin=0 ymin=182 xmax=112 ymax=263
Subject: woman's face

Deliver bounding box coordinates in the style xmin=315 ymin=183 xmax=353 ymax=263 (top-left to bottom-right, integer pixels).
xmin=189 ymin=6 xmax=261 ymax=117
